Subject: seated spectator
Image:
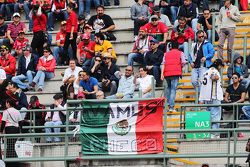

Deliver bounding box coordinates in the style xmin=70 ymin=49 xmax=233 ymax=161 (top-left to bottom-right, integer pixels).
xmin=6 ymin=13 xmax=26 ymax=47
xmin=189 ymin=30 xmax=215 ymax=92
xmin=90 ymin=55 xmax=104 ymax=82
xmin=135 ymin=66 xmax=155 ymax=98
xmin=12 ymin=46 xmax=38 ymax=91
xmin=99 ymin=53 xmax=119 ymax=96
xmin=0 ymin=45 xmax=16 ymax=80
xmin=161 ymin=41 xmax=186 ymax=112
xmin=0 ymin=15 xmax=8 ymax=46
xmin=61 ymin=59 xmax=82 ymax=100
xmin=53 ymin=21 xmax=73 ymax=65
xmin=79 ymin=70 xmax=98 ymax=99
xmin=227 ymin=53 xmax=249 ymax=90
xmin=94 ymin=32 xmax=116 ymax=59
xmin=73 ymin=70 xmax=84 ymax=97
xmin=150 ymin=6 xmax=172 ymax=28
xmin=144 ymin=38 xmax=164 ymax=87
xmin=96 ymin=90 xmax=105 ymax=99
xmin=87 ymin=5 xmax=116 ymax=41
xmin=130 ymin=0 xmax=150 ymax=37
xmin=103 ymin=0 xmax=119 ymax=6
xmin=47 ymin=0 xmax=68 ymax=31
xmin=45 ymin=94 xmax=66 ymax=143
xmin=197 ymin=9 xmax=214 ymax=42
xmin=171 ymin=17 xmax=194 ymax=60
xmin=30 ymin=47 xmax=56 ymax=91
xmin=77 ymin=32 xmax=95 ymax=70
xmin=106 ymin=66 xmax=135 ymax=99
xmin=11 ymin=30 xmax=29 ymax=57
xmin=144 ymin=14 xmax=168 ymax=52
xmin=159 ymin=0 xmax=182 ymax=24
xmin=176 ymin=0 xmax=198 ymax=33
xmin=0 ymin=68 xmax=6 ymax=84
xmin=127 ymin=26 xmax=153 ymax=66
xmin=0 ymin=0 xmax=19 ymax=21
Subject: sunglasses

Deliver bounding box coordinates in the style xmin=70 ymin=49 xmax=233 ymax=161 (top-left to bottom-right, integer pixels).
xmin=103 ymin=57 xmax=111 ymax=60
xmin=152 ymin=19 xmax=158 ymax=22
xmin=232 ymin=77 xmax=238 ymax=79
xmin=78 ymin=74 xmax=85 ymax=77
xmin=150 ymin=43 xmax=156 ymax=45
xmin=125 ymin=69 xmax=132 ymax=71
xmin=95 ymin=59 xmax=102 ymax=62
xmin=0 ymin=50 xmax=5 ymax=52
xmin=198 ymin=36 xmax=204 ymax=38
xmin=203 ymin=13 xmax=210 ymax=15
xmin=43 ymin=50 xmax=49 ymax=53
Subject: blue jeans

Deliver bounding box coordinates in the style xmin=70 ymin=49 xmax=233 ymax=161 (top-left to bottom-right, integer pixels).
xmin=92 ymin=0 xmax=100 ymax=7
xmin=191 ymin=67 xmax=208 ymax=90
xmin=45 ymin=121 xmax=62 ymax=142
xmin=82 ymin=58 xmax=92 ymax=71
xmin=33 ymin=70 xmax=54 ymax=89
xmin=0 ymin=38 xmax=9 ymax=46
xmin=149 ymin=66 xmax=161 ymax=85
xmin=78 ymin=0 xmax=90 ymax=15
xmin=11 ymin=70 xmax=35 ymax=89
xmin=179 ymin=42 xmax=188 ymax=60
xmin=205 ymin=100 xmax=221 ymax=130
xmin=165 ymin=76 xmax=179 ymax=109
xmin=242 ymin=106 xmax=250 ymax=119
xmin=6 ymin=3 xmax=19 ymax=21
xmin=127 ymin=52 xmax=144 ymax=66
xmin=23 ymin=1 xmax=30 ymax=20
xmin=48 ymin=11 xmax=68 ymax=30
xmin=103 ymin=0 xmax=119 ymax=5
xmin=170 ymin=6 xmax=178 ymax=24
xmin=53 ymin=46 xmax=73 ymax=65
xmin=206 ymin=30 xmax=212 ymax=43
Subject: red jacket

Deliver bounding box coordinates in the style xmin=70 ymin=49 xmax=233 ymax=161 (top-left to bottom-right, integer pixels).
xmin=13 ymin=38 xmax=29 ymax=50
xmin=171 ymin=25 xmax=194 ymax=45
xmin=163 ymin=49 xmax=182 ymax=77
xmin=37 ymin=55 xmax=56 ymax=74
xmin=66 ymin=11 xmax=78 ymax=33
xmin=0 ymin=54 xmax=16 ymax=76
xmin=54 ymin=0 xmax=66 ymax=9
xmin=33 ymin=14 xmax=47 ymax=33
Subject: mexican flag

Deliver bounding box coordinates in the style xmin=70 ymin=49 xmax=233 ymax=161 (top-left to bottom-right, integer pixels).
xmin=80 ymin=98 xmax=164 ymax=155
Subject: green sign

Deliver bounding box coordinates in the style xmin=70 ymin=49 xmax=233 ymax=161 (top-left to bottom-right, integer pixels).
xmin=185 ymin=111 xmax=211 ymax=139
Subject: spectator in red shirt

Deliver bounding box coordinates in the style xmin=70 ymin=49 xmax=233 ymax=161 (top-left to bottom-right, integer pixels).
xmin=62 ymin=3 xmax=78 ymax=65
xmin=0 ymin=45 xmax=16 ymax=80
xmin=47 ymin=0 xmax=68 ymax=31
xmin=31 ymin=4 xmax=47 ymax=57
xmin=6 ymin=12 xmax=26 ymax=47
xmin=77 ymin=32 xmax=95 ymax=71
xmin=53 ymin=21 xmax=73 ymax=65
xmin=144 ymin=15 xmax=168 ymax=52
xmin=12 ymin=30 xmax=29 ymax=57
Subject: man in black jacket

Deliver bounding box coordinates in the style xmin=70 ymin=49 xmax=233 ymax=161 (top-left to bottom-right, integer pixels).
xmin=11 ymin=45 xmax=38 ymax=91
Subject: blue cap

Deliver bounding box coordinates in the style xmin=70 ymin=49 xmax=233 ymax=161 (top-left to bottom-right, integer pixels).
xmin=150 ymin=38 xmax=159 ymax=44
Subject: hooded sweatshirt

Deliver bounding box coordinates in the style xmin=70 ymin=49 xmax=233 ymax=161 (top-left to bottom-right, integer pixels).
xmin=227 ymin=52 xmax=249 ymax=78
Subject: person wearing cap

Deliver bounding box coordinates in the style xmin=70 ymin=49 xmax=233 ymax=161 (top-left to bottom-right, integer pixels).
xmin=99 ymin=52 xmax=119 ymax=95
xmin=77 ymin=15 xmax=86 ymax=34
xmin=199 ymin=59 xmax=224 ymax=138
xmin=0 ymin=15 xmax=8 ymax=47
xmin=144 ymin=38 xmax=164 ymax=87
xmin=0 ymin=45 xmax=16 ymax=79
xmin=47 ymin=0 xmax=68 ymax=31
xmin=53 ymin=21 xmax=73 ymax=65
xmin=143 ymin=14 xmax=168 ymax=52
xmin=30 ymin=46 xmax=56 ymax=91
xmin=94 ymin=32 xmax=116 ymax=59
xmin=11 ymin=45 xmax=38 ymax=91
xmin=77 ymin=32 xmax=95 ymax=70
xmin=6 ymin=12 xmax=26 ymax=46
xmin=150 ymin=6 xmax=172 ymax=28
xmin=128 ymin=26 xmax=153 ymax=66
xmin=130 ymin=0 xmax=150 ymax=36
xmin=45 ymin=93 xmax=66 ymax=143
xmin=87 ymin=5 xmax=116 ymax=41
xmin=12 ymin=30 xmax=29 ymax=57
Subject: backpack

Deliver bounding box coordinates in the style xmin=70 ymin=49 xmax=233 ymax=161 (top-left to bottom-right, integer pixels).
xmin=246 ymin=138 xmax=250 ymax=152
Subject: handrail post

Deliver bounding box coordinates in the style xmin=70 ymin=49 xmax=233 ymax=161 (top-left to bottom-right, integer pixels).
xmin=212 ymin=13 xmax=216 ymax=45
xmin=64 ymin=104 xmax=70 ymax=166
xmin=188 ymin=38 xmax=192 ymax=72
xmin=243 ymin=33 xmax=247 ymax=65
xmin=227 ymin=129 xmax=230 ymax=167
xmin=152 ymin=76 xmax=155 ymax=97
xmin=163 ymin=97 xmax=167 ymax=167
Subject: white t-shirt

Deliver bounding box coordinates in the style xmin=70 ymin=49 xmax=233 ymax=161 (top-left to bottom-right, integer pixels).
xmin=0 ymin=69 xmax=6 ymax=80
xmin=62 ymin=66 xmax=82 ymax=83
xmin=2 ymin=107 xmax=23 ymax=127
xmin=136 ymin=75 xmax=155 ymax=93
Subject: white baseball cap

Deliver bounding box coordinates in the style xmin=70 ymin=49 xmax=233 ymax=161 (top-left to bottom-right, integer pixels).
xmin=12 ymin=13 xmax=20 ymax=18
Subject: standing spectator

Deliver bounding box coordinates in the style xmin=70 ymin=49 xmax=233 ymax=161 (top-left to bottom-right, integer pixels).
xmin=197 ymin=9 xmax=213 ymax=42
xmin=79 ymin=70 xmax=99 ymax=99
xmin=77 ymin=32 xmax=95 ymax=70
xmin=99 ymin=52 xmax=119 ymax=95
xmin=171 ymin=17 xmax=195 ymax=60
xmin=106 ymin=66 xmax=135 ymax=99
xmin=127 ymin=26 xmax=153 ymax=66
xmin=217 ymin=0 xmax=241 ymax=64
xmin=189 ymin=30 xmax=215 ymax=92
xmin=130 ymin=0 xmax=150 ymax=37
xmin=150 ymin=6 xmax=172 ymax=28
xmin=62 ymin=3 xmax=78 ymax=64
xmin=87 ymin=5 xmax=116 ymax=41
xmin=78 ymin=0 xmax=91 ymax=19
xmin=0 ymin=99 xmax=23 ymax=158
xmin=161 ymin=41 xmax=186 ymax=112
xmin=0 ymin=15 xmax=8 ymax=46
xmin=0 ymin=45 xmax=16 ymax=79
xmin=103 ymin=0 xmax=119 ymax=6
xmin=30 ymin=47 xmax=56 ymax=91
xmin=176 ymin=0 xmax=198 ymax=33
xmin=6 ymin=12 xmax=26 ymax=48
xmin=135 ymin=66 xmax=155 ymax=98
xmin=53 ymin=21 xmax=73 ymax=65
xmin=159 ymin=0 xmax=182 ymax=24
xmin=94 ymin=32 xmax=116 ymax=59
xmin=199 ymin=59 xmax=224 ymax=138
xmin=11 ymin=46 xmax=38 ymax=91
xmin=47 ymin=0 xmax=68 ymax=31
xmin=144 ymin=15 xmax=168 ymax=52
xmin=12 ymin=30 xmax=29 ymax=57
xmin=31 ymin=4 xmax=47 ymax=57
xmin=227 ymin=52 xmax=249 ymax=90
xmin=45 ymin=94 xmax=66 ymax=143
xmin=144 ymin=39 xmax=164 ymax=87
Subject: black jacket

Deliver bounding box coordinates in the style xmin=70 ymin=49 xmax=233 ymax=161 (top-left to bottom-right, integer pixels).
xmin=178 ymin=3 xmax=198 ymax=26
xmin=17 ymin=54 xmax=38 ymax=76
